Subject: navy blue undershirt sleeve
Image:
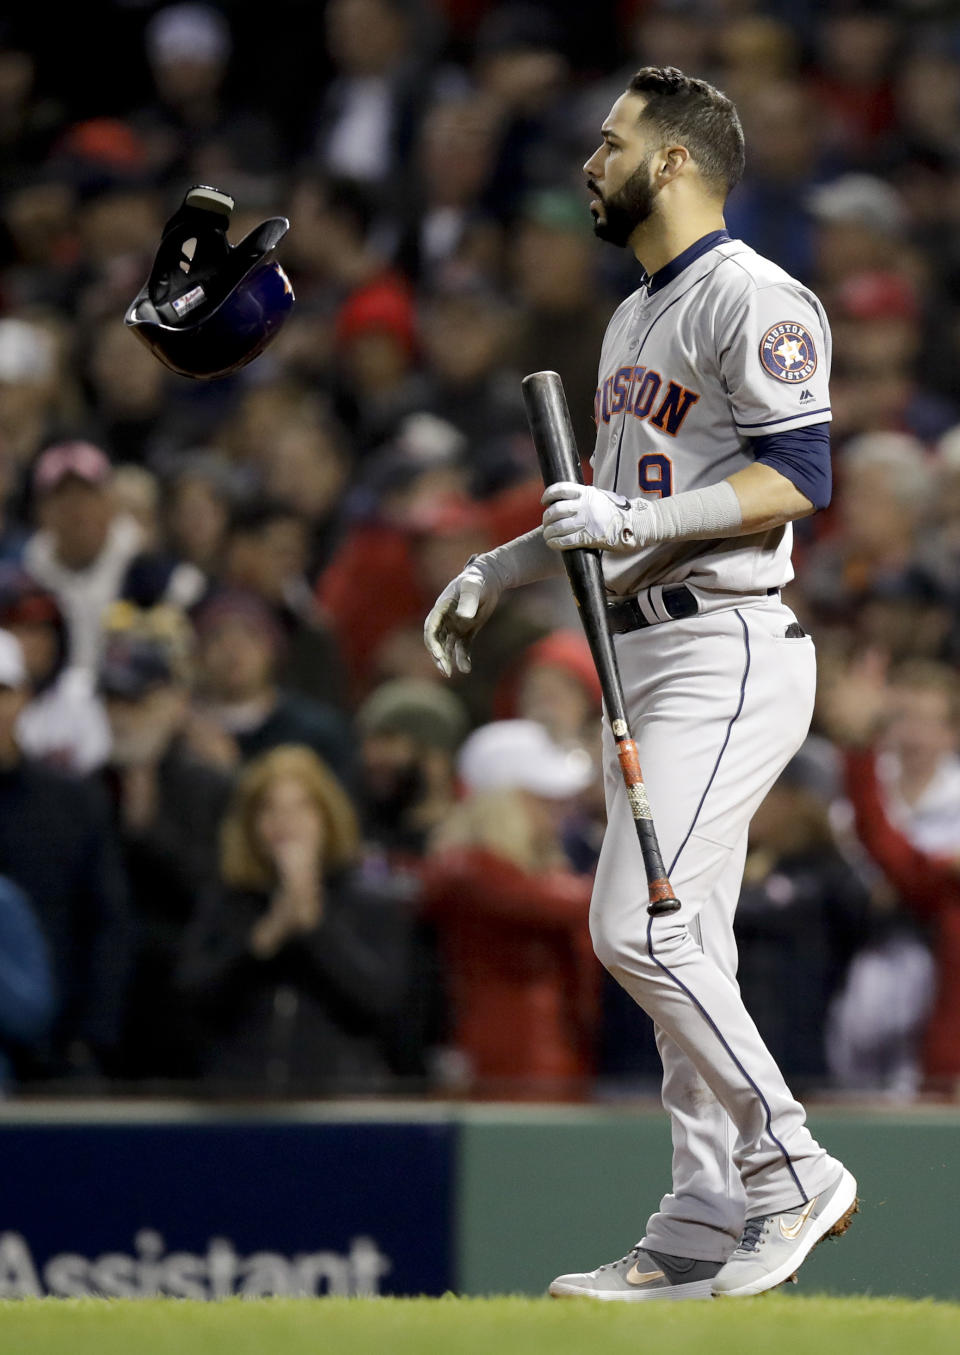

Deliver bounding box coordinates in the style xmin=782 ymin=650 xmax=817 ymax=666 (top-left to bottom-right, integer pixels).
xmin=750 ymin=422 xmax=832 ymax=511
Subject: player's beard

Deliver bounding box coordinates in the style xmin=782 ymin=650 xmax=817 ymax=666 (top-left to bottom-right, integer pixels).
xmin=592 ymin=154 xmax=658 ymax=248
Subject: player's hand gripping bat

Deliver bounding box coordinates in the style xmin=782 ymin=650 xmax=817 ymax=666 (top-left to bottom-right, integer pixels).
xmin=521 ymin=370 xmax=681 ymax=917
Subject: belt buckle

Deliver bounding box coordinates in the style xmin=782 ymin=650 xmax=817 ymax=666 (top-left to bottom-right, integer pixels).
xmin=663 ymin=584 xmax=698 ymax=621
xmin=606 ymin=596 xmax=648 ymax=635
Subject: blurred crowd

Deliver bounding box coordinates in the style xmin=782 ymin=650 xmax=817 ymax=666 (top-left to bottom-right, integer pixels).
xmin=1 ymin=0 xmax=960 ymax=1102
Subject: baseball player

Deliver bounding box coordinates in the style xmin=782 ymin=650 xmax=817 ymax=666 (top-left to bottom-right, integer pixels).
xmin=424 ymin=66 xmax=857 ymax=1300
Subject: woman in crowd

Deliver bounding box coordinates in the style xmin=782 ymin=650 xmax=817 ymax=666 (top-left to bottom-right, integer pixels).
xmin=176 ymin=744 xmax=410 ymax=1095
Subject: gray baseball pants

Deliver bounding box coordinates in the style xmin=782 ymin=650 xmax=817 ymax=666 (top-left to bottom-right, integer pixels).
xmin=591 ymin=593 xmax=841 ymax=1262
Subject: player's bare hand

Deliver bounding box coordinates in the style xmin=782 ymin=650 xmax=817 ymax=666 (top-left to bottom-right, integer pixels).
xmin=541 ymin=482 xmax=651 ymax=552
xmin=423 ymin=558 xmax=503 ymax=677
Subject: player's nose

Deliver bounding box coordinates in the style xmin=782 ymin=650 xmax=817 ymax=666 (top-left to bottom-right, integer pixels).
xmin=583 ymin=147 xmax=604 ymax=179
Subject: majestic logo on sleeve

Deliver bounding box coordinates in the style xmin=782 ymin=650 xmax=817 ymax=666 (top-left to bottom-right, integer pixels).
xmin=760 ymin=321 xmax=817 ymax=383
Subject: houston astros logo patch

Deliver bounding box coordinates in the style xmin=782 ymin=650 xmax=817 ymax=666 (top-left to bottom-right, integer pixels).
xmin=760 ymin=321 xmax=817 ymax=383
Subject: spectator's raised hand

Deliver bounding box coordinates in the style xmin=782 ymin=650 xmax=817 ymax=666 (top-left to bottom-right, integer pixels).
xmin=822 ymin=649 xmax=890 ymax=747
xmin=272 ymin=837 xmax=324 ymax=933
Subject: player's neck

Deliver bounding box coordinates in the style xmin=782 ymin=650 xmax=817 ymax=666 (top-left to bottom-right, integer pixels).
xmin=629 ymin=206 xmax=727 ymax=278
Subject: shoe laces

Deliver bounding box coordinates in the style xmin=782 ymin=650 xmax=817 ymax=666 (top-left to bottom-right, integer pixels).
xmin=598 ymin=1245 xmax=642 ymax=1273
xmin=735 ymin=1217 xmax=769 ymax=1254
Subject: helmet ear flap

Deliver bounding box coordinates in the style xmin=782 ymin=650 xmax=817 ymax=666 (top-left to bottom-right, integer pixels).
xmin=238 ymin=216 xmax=288 ymax=261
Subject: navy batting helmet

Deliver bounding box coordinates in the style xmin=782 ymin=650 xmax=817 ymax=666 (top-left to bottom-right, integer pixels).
xmin=124 ymin=186 xmax=294 ymax=380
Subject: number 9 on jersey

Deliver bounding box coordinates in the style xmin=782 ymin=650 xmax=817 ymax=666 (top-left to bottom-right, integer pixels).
xmin=638 ymin=453 xmax=673 ymax=497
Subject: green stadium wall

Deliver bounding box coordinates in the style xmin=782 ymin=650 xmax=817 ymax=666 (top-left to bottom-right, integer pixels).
xmin=0 ymin=1103 xmax=956 ymax=1300
xmin=455 ymin=1104 xmax=960 ymax=1300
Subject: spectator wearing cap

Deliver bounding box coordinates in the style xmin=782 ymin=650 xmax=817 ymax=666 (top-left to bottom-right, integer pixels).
xmin=24 ymin=441 xmax=144 ymax=675
xmin=420 ymin=718 xmax=599 ymax=1099
xmin=46 ymin=120 xmax=154 ymax=276
xmin=134 ymin=2 xmax=280 ymax=184
xmin=51 ymin=124 xmax=163 ymax=331
xmin=0 ymin=629 xmax=130 ymax=1083
xmin=353 ymin=412 xmax=469 ymax=528
xmin=95 ymin=601 xmax=233 ymax=1081
xmin=358 ymin=676 xmax=470 ymax=858
xmin=807 ymin=173 xmax=913 ymax=288
xmin=502 ymin=629 xmax=606 ymax=873
xmin=356 ymin=676 xmax=471 ymax=1081
xmin=189 ymin=588 xmax=356 ymax=791
xmin=498 ymin=629 xmax=602 ymax=747
xmin=334 ymin=273 xmax=429 ymax=452
xmin=0 ymin=564 xmax=111 ymax=775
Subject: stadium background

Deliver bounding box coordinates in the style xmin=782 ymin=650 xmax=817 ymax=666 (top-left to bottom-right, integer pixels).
xmin=1 ymin=0 xmax=960 ymax=1302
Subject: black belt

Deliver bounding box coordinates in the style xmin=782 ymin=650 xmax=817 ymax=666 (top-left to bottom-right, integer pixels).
xmin=606 ymin=584 xmax=699 ymax=635
xmin=606 ymin=584 xmax=780 ymax=635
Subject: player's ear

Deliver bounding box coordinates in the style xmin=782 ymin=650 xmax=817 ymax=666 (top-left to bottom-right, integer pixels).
xmin=659 ymin=146 xmax=689 ymax=181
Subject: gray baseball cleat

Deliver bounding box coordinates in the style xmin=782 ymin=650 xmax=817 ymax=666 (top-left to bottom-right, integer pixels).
xmin=712 ymin=1167 xmax=859 ymax=1298
xmin=549 ymin=1245 xmax=721 ymax=1301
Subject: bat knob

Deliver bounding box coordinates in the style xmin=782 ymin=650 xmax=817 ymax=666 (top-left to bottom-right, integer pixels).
xmin=647 ymin=897 xmax=682 ymax=917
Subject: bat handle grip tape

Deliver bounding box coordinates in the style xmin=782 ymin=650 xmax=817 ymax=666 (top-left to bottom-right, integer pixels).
xmin=616 ymin=737 xmax=682 ymax=917
xmin=647 ymin=886 xmax=682 ymax=917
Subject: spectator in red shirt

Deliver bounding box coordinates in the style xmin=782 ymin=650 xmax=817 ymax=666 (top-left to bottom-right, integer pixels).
xmin=318 ymin=484 xmax=547 ymax=707
xmin=825 ymin=654 xmax=960 ymax=1093
xmin=420 ymin=718 xmax=599 ymax=1100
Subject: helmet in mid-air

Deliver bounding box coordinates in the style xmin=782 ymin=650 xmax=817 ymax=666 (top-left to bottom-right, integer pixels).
xmin=124 ymin=186 xmax=294 ymax=380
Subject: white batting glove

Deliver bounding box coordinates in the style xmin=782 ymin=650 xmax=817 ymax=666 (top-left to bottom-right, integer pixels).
xmin=541 ymin=482 xmax=654 ymax=553
xmin=424 ymin=557 xmax=503 ymax=677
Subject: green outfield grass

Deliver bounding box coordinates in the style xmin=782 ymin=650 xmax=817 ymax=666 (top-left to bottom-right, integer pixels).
xmin=0 ymin=1294 xmax=958 ymax=1355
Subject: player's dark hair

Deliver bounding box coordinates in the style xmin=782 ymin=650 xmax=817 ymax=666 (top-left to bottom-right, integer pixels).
xmin=626 ymin=67 xmax=745 ymax=197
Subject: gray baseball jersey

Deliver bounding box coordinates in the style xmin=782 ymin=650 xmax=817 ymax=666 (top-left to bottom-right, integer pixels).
xmin=589 ymin=233 xmax=832 ymax=598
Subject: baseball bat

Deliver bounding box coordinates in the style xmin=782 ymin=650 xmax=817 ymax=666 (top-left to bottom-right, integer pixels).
xmin=521 ymin=370 xmax=681 ymax=917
